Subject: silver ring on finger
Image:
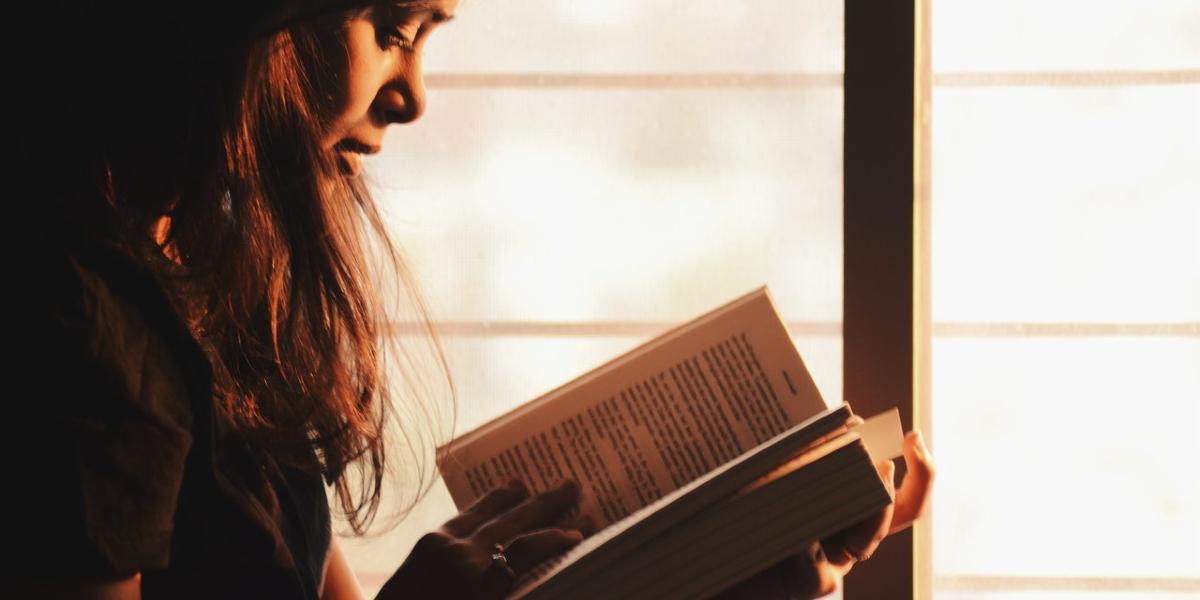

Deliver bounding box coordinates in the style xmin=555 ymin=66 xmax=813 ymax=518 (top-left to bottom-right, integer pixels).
xmin=491 ymin=542 xmax=518 ymax=581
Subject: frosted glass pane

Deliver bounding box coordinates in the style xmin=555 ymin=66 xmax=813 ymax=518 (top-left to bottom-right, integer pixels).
xmin=367 ymin=87 xmax=843 ymax=323
xmin=933 ymin=0 xmax=1200 ymax=72
xmin=931 ymin=337 xmax=1200 ymax=578
xmin=931 ymin=85 xmax=1200 ymax=323
xmin=423 ymin=0 xmax=843 ymax=74
xmin=931 ymin=2 xmax=1200 ymax=597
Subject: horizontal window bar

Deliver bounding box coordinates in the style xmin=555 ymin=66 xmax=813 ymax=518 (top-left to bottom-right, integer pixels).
xmin=931 ymin=322 xmax=1200 ymax=337
xmin=391 ymin=321 xmax=841 ymax=337
xmin=936 ymin=575 xmax=1200 ymax=593
xmin=423 ymin=70 xmax=1199 ymax=90
xmin=425 ymin=72 xmax=842 ymax=89
xmin=934 ymin=69 xmax=1200 ymax=87
xmin=386 ymin=321 xmax=1199 ymax=337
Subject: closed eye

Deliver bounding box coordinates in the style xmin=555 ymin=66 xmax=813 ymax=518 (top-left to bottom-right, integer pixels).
xmin=384 ymin=25 xmax=417 ymax=52
xmin=373 ymin=5 xmax=449 ymax=53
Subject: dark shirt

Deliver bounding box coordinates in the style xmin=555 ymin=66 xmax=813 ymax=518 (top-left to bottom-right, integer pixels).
xmin=14 ymin=240 xmax=331 ymax=599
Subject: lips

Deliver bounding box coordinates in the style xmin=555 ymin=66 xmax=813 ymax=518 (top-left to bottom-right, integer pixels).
xmin=335 ymin=138 xmax=380 ymax=155
xmin=333 ymin=139 xmax=380 ymax=176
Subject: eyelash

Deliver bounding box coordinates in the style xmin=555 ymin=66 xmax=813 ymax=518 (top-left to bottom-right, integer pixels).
xmin=385 ymin=27 xmax=417 ymax=52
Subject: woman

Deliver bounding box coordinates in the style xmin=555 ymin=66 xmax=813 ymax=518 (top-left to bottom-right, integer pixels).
xmin=9 ymin=1 xmax=931 ymax=598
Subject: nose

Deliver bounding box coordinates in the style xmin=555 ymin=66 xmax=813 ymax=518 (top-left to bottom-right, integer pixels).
xmin=377 ymin=61 xmax=426 ymax=125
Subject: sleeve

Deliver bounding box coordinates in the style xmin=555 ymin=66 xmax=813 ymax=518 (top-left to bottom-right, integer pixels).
xmin=12 ymin=252 xmax=195 ymax=580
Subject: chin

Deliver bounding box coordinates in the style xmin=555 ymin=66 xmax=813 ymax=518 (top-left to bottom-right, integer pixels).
xmin=335 ymin=151 xmax=363 ymax=177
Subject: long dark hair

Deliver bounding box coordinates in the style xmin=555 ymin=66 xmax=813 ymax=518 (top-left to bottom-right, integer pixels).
xmin=13 ymin=1 xmax=455 ymax=536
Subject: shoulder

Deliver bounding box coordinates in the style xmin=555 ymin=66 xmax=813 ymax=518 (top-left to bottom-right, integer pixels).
xmin=22 ymin=237 xmax=207 ymax=434
xmin=28 ymin=240 xmax=208 ymax=426
xmin=12 ymin=241 xmax=210 ymax=579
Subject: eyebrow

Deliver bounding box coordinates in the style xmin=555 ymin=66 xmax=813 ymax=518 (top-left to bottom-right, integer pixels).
xmin=389 ymin=1 xmax=455 ymax=23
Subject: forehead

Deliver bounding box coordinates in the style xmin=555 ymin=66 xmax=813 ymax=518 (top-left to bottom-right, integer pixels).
xmin=377 ymin=0 xmax=458 ymax=20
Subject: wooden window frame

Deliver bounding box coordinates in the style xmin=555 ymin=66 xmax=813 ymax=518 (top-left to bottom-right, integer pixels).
xmin=843 ymin=0 xmax=930 ymax=599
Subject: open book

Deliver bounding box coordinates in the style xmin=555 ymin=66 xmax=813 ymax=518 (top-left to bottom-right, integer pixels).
xmin=437 ymin=287 xmax=902 ymax=599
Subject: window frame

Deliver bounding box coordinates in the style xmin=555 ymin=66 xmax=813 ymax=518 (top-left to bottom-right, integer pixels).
xmin=842 ymin=0 xmax=927 ymax=599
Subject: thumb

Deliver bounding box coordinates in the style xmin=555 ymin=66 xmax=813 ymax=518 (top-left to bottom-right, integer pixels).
xmin=890 ymin=430 xmax=934 ymax=535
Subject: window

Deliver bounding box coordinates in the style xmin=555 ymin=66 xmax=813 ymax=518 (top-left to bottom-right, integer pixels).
xmin=344 ymin=2 xmax=845 ymax=595
xmin=928 ymin=1 xmax=1200 ymax=597
xmin=335 ymin=3 xmax=1197 ymax=598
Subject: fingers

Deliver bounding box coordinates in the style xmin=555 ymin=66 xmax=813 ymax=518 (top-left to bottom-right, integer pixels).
xmin=822 ymin=460 xmax=896 ymax=568
xmin=711 ymin=545 xmax=840 ymax=600
xmin=875 ymin=457 xmax=898 ymax=498
xmin=473 ymin=480 xmax=582 ymax=545
xmin=556 ymin=513 xmax=597 ymax=537
xmin=808 ymin=550 xmax=843 ymax=599
xmin=890 ymin=430 xmax=934 ymax=535
xmin=789 ymin=544 xmax=841 ymax=599
xmin=441 ymin=479 xmax=529 ymax=537
xmin=502 ymin=528 xmax=586 ymax=575
xmin=398 ymin=480 xmax=586 ymax=600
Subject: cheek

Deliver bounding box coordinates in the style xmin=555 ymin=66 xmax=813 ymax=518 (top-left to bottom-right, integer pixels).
xmin=321 ymin=21 xmax=385 ymax=146
xmin=342 ymin=58 xmax=381 ymax=121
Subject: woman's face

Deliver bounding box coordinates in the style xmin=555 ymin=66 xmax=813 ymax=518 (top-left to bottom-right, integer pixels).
xmin=320 ymin=0 xmax=458 ymax=176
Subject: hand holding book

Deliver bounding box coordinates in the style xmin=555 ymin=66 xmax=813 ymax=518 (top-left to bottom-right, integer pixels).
xmin=377 ymin=480 xmax=589 ymax=600
xmin=887 ymin=430 xmax=935 ymax=536
xmin=817 ymin=426 xmax=936 ymax=565
xmin=717 ymin=428 xmax=933 ymax=599
xmin=436 ymin=287 xmax=934 ymax=599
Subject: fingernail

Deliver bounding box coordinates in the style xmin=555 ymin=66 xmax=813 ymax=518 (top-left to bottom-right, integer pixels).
xmin=565 ymin=529 xmax=584 ymax=542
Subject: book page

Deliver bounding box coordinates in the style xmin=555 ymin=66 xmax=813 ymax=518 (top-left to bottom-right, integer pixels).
xmin=438 ymin=287 xmax=829 ymax=528
xmin=740 ymin=409 xmax=904 ymax=497
xmin=851 ymin=407 xmax=904 ymax=462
